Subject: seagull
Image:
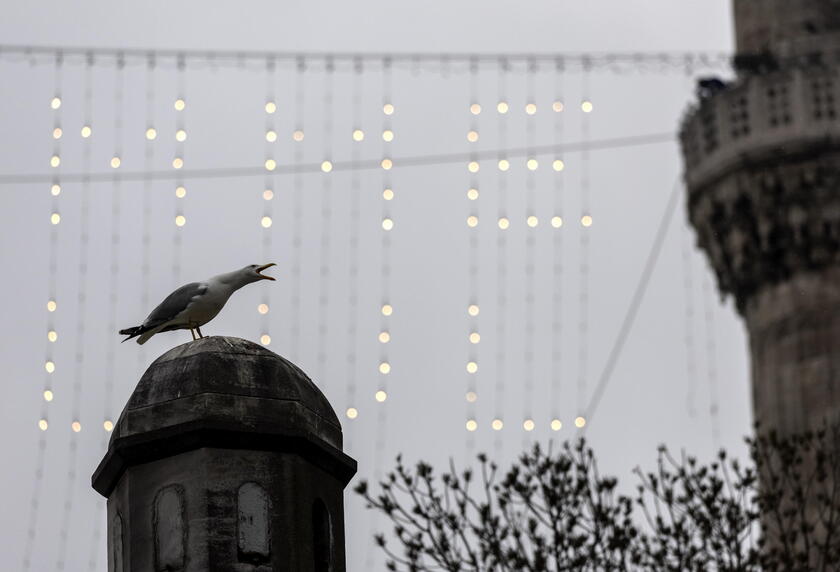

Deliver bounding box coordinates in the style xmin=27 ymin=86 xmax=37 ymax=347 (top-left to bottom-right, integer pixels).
xmin=119 ymin=263 xmax=276 ymax=345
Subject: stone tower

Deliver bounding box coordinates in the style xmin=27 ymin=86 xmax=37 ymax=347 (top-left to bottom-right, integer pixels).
xmin=92 ymin=337 xmax=357 ymax=571
xmin=680 ymin=0 xmax=840 ymax=435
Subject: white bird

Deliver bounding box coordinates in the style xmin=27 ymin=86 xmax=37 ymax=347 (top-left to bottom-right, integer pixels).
xmin=119 ymin=263 xmax=276 ymax=345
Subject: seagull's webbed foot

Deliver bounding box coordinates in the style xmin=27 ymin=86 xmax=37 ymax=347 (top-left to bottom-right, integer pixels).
xmin=196 ymin=326 xmax=204 ymax=339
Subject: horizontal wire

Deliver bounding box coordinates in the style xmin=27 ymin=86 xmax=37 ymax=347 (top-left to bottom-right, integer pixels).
xmin=0 ymin=131 xmax=675 ymax=186
xmin=0 ymin=43 xmax=732 ymax=70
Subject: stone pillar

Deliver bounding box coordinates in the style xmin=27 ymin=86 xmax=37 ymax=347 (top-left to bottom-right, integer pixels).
xmin=680 ymin=1 xmax=840 ymax=436
xmin=92 ymin=336 xmax=357 ymax=571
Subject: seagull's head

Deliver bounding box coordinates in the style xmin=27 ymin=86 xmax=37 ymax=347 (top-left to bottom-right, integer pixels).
xmin=244 ymin=263 xmax=276 ymax=283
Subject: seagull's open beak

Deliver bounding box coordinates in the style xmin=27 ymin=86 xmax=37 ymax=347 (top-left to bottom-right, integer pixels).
xmin=256 ymin=263 xmax=276 ymax=281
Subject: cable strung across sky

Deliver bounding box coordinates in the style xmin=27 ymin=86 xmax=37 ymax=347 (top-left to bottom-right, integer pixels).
xmin=0 ymin=131 xmax=675 ymax=185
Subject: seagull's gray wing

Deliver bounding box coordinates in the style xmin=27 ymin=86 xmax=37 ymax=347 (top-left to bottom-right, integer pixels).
xmin=143 ymin=282 xmax=208 ymax=328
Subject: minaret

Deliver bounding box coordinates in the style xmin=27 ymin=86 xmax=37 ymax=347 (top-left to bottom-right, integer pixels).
xmin=680 ymin=0 xmax=840 ymax=435
xmin=92 ymin=336 xmax=357 ymax=571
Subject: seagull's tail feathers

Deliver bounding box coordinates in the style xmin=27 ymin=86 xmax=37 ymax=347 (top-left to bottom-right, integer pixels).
xmin=119 ymin=322 xmax=167 ymax=345
xmin=119 ymin=325 xmax=144 ymax=343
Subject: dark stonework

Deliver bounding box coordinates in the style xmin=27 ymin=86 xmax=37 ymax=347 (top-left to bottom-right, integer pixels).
xmin=92 ymin=336 xmax=357 ymax=571
xmin=680 ymin=1 xmax=840 ymax=436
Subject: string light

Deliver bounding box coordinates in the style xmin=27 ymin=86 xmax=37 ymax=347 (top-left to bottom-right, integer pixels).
xmin=262 ymin=189 xmax=273 ymax=200
xmin=103 ymin=420 xmax=114 ymax=432
xmin=50 ymin=184 xmax=61 ymax=196
xmin=381 ymin=218 xmax=394 ymax=230
xmin=174 ymin=214 xmax=186 ymax=226
xmin=260 ymin=57 xmax=277 ymax=358
xmin=378 ymin=331 xmax=391 ymax=343
xmin=175 ymin=129 xmax=187 ymax=142
xmin=467 ymin=188 xmax=479 ymax=200
xmin=553 ymin=159 xmax=565 ymax=171
xmin=470 ymin=103 xmax=481 ymax=115
xmin=382 ymin=102 xmax=394 ymax=115
xmin=352 ymin=128 xmax=365 ymax=141
xmin=50 ymin=213 xmax=61 ymax=225
xmin=44 ymin=361 xmax=55 ymax=373
xmin=47 ymin=330 xmax=57 ymax=342
xmin=38 ymin=419 xmax=49 ymax=431
xmin=523 ymin=419 xmax=535 ymax=431
xmin=380 ymin=158 xmax=393 ymax=170
xmin=467 ymin=130 xmax=479 ymax=142
xmin=581 ymin=214 xmax=593 ymax=227
xmin=465 ymin=60 xmax=481 ymax=453
xmin=466 ymin=419 xmax=478 ymax=431
xmin=52 ymin=127 xmax=62 ymax=139
xmin=292 ymin=129 xmax=304 ymax=141
xmin=258 ymin=303 xmax=269 ymax=314
xmin=553 ymin=100 xmax=565 ymax=112
xmin=382 ymin=129 xmax=394 ymax=142
xmin=375 ymin=390 xmax=388 ymax=402
xmin=379 ymin=362 xmax=391 ymax=374
xmin=468 ymin=304 xmax=479 ymax=316
xmin=347 ymin=407 xmax=358 ymax=419
xmin=47 ymin=300 xmax=57 ymax=312
xmin=497 ymin=159 xmax=510 ymax=171
xmin=175 ymin=185 xmax=186 ymax=198
xmin=260 ymin=334 xmax=271 ymax=345
xmin=261 ymin=215 xmax=272 ymax=228
xmin=71 ymin=421 xmax=81 ymax=432
xmin=321 ymin=160 xmax=333 ymax=172
xmin=468 ymin=161 xmax=480 ymax=173
xmin=145 ymin=127 xmax=157 ymax=140
xmin=527 ymin=215 xmax=539 ymax=227
xmin=469 ymin=332 xmax=480 ymax=344
xmin=497 ymin=101 xmax=509 ymax=113
xmin=382 ymin=188 xmax=394 ymax=200
xmin=50 ymin=96 xmax=61 ymax=110
xmin=50 ymin=155 xmax=60 ymax=168
xmin=466 ymin=361 xmax=478 ymax=373
xmin=110 ymin=156 xmax=121 ymax=168
xmin=574 ymin=416 xmax=586 ymax=428
xmin=264 ymin=101 xmax=276 ymax=114
xmin=264 ymin=159 xmax=277 ymax=171
xmin=525 ymin=103 xmax=537 ymax=115
xmin=172 ymin=55 xmax=187 ymax=285
xmin=551 ymin=216 xmax=563 ymax=228
xmin=498 ymin=217 xmax=510 ymax=229
xmin=551 ymin=419 xmax=562 ymax=431
xmin=265 ymin=130 xmax=277 ymax=142
xmin=581 ymin=100 xmax=594 ymax=113
xmin=174 ymin=98 xmax=185 ymax=111
xmin=80 ymin=125 xmax=92 ymax=138
xmin=466 ymin=391 xmax=477 ymax=402
xmin=491 ymin=419 xmax=504 ymax=430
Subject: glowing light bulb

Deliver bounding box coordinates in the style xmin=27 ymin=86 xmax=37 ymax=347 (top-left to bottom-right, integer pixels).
xmin=145 ymin=127 xmax=157 ymax=140
xmin=261 ymin=216 xmax=273 ymax=228
xmin=346 ymin=407 xmax=358 ymax=419
xmin=525 ymin=103 xmax=537 ymax=115
xmin=383 ymin=188 xmax=394 ymax=201
xmin=470 ymin=103 xmax=481 ymax=115
xmin=47 ymin=330 xmax=57 ymax=342
xmin=103 ymin=420 xmax=114 ymax=432
xmin=523 ymin=419 xmax=535 ymax=431
xmin=46 ymin=300 xmax=57 ymax=312
xmin=467 ymin=304 xmax=479 ymax=317
xmin=575 ymin=416 xmax=586 ymax=428
xmin=381 ymin=218 xmax=394 ymax=231
xmin=50 ymin=184 xmax=61 ymax=196
xmin=497 ymin=101 xmax=509 ymax=114
xmin=467 ymin=161 xmax=479 ymax=173
xmin=38 ymin=419 xmax=48 ymax=431
xmin=551 ymin=216 xmax=563 ymax=228
xmin=80 ymin=125 xmax=92 ymax=138
xmin=265 ymin=130 xmax=277 ymax=142
xmin=466 ymin=215 xmax=478 ymax=228
xmin=581 ymin=100 xmax=593 ymax=113
xmin=467 ymin=130 xmax=479 ymax=143
xmin=352 ymin=129 xmax=364 ymax=142
xmin=258 ymin=303 xmax=269 ymax=314
xmin=498 ymin=217 xmax=510 ymax=230
xmin=50 ymin=155 xmax=60 ymax=168
xmin=380 ymin=158 xmax=393 ymax=170
xmin=378 ymin=331 xmax=391 ymax=343
xmin=527 ymin=158 xmax=538 ymax=171
xmin=553 ymin=101 xmax=564 ymax=112
xmin=375 ymin=390 xmax=387 ymax=402
xmin=50 ymin=213 xmax=61 ymax=225
xmin=44 ymin=361 xmax=55 ymax=373
xmin=551 ymin=419 xmax=562 ymax=431
xmin=260 ymin=334 xmax=271 ymax=345
xmin=379 ymin=362 xmax=391 ymax=374
xmin=175 ymin=186 xmax=186 ymax=198
xmin=110 ymin=156 xmax=122 ymax=169
xmin=43 ymin=390 xmax=53 ymax=402
xmin=264 ymin=159 xmax=276 ymax=171
xmin=581 ymin=215 xmax=593 ymax=227
xmin=174 ymin=129 xmax=187 ymax=142
xmin=498 ymin=159 xmax=510 ymax=171
xmin=466 ymin=419 xmax=478 ymax=431
xmin=382 ymin=103 xmax=394 ymax=115
xmin=52 ymin=127 xmax=62 ymax=139
xmin=467 ymin=188 xmax=479 ymax=200
xmin=71 ymin=421 xmax=81 ymax=432
xmin=466 ymin=391 xmax=477 ymax=402
xmin=469 ymin=332 xmax=480 ymax=344
xmin=50 ymin=96 xmax=62 ymax=110
xmin=263 ymin=189 xmax=274 ymax=200
xmin=553 ymin=159 xmax=565 ymax=172
xmin=321 ymin=160 xmax=333 ymax=173
xmin=491 ymin=419 xmax=504 ymax=431
xmin=292 ymin=129 xmax=304 ymax=142
xmin=172 ymin=157 xmax=184 ymax=169
xmin=382 ymin=130 xmax=394 ymax=142
xmin=466 ymin=361 xmax=478 ymax=374
xmin=265 ymin=101 xmax=277 ymax=114
xmin=174 ymin=98 xmax=186 ymax=111
xmin=381 ymin=304 xmax=393 ymax=316
xmin=175 ymin=215 xmax=186 ymax=227
xmin=527 ymin=215 xmax=539 ymax=228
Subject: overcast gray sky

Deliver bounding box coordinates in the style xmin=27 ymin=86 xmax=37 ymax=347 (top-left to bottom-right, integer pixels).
xmin=0 ymin=2 xmax=741 ymax=570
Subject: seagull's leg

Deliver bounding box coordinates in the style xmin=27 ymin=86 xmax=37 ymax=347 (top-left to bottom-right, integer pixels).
xmin=196 ymin=326 xmax=204 ymax=339
xmin=190 ymin=328 xmax=197 ymax=340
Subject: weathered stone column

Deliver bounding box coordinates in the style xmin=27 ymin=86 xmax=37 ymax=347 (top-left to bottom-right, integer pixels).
xmin=92 ymin=336 xmax=357 ymax=571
